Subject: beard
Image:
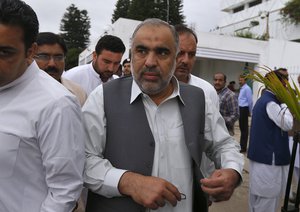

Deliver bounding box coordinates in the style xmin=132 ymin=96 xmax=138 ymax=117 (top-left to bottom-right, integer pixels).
xmin=133 ymin=67 xmax=173 ymax=96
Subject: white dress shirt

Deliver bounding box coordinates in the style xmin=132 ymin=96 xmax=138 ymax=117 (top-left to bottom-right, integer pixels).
xmin=83 ymin=77 xmax=244 ymax=212
xmin=63 ymin=63 xmax=118 ymax=95
xmin=188 ymin=74 xmax=220 ymax=177
xmin=0 ymin=62 xmax=85 ymax=212
xmin=61 ymin=77 xmax=87 ymax=107
xmin=188 ymin=74 xmax=219 ymax=107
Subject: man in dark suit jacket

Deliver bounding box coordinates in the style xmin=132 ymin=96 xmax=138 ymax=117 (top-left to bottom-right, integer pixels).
xmin=82 ymin=18 xmax=244 ymax=212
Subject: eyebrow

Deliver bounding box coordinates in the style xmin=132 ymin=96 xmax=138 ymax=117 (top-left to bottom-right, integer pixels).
xmin=0 ymin=46 xmax=18 ymax=51
xmin=156 ymin=47 xmax=170 ymax=52
xmin=135 ymin=44 xmax=170 ymax=52
xmin=135 ymin=44 xmax=148 ymax=50
xmin=36 ymin=52 xmax=64 ymax=56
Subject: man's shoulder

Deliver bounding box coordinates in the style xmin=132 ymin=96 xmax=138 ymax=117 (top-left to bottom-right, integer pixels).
xmin=189 ymin=74 xmax=219 ymax=105
xmin=104 ymin=76 xmax=132 ymax=89
xmin=243 ymin=84 xmax=252 ymax=91
xmin=189 ymin=74 xmax=215 ymax=92
xmin=61 ymin=78 xmax=86 ymax=93
xmin=179 ymin=81 xmax=205 ymax=98
xmin=33 ymin=71 xmax=78 ymax=106
xmin=64 ymin=63 xmax=91 ymax=78
xmin=222 ymin=87 xmax=236 ymax=97
xmin=61 ymin=78 xmax=87 ymax=106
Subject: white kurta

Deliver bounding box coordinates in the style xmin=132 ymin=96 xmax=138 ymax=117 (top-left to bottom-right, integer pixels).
xmin=63 ymin=63 xmax=118 ymax=95
xmin=188 ymin=74 xmax=220 ymax=177
xmin=0 ymin=62 xmax=85 ymax=212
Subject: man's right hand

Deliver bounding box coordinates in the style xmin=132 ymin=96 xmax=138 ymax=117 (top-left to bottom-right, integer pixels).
xmin=118 ymin=172 xmax=182 ymax=210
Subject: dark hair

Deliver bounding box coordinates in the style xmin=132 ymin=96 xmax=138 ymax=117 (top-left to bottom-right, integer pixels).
xmin=122 ymin=58 xmax=131 ymax=66
xmin=95 ymin=35 xmax=125 ymax=55
xmin=132 ymin=18 xmax=179 ymax=53
xmin=174 ymin=24 xmax=198 ymax=44
xmin=275 ymin=67 xmax=288 ymax=79
xmin=265 ymin=70 xmax=287 ymax=82
xmin=0 ymin=0 xmax=39 ymax=51
xmin=275 ymin=67 xmax=288 ymax=73
xmin=36 ymin=32 xmax=68 ymax=54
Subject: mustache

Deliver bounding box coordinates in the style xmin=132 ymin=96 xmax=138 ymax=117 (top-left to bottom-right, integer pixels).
xmin=44 ymin=67 xmax=60 ymax=74
xmin=177 ymin=63 xmax=188 ymax=69
xmin=141 ymin=68 xmax=160 ymax=74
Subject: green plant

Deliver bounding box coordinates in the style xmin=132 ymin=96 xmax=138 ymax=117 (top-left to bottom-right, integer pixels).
xmin=234 ymin=30 xmax=266 ymax=40
xmin=247 ymin=66 xmax=300 ymax=121
xmin=281 ymin=0 xmax=300 ymax=25
xmin=235 ymin=30 xmax=256 ymax=39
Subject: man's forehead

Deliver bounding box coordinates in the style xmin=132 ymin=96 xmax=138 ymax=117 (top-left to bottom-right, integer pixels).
xmin=215 ymin=74 xmax=224 ymax=79
xmin=134 ymin=25 xmax=173 ymax=40
xmin=37 ymin=44 xmax=64 ymax=53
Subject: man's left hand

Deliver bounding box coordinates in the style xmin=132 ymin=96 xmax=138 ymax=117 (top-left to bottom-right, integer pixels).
xmin=200 ymin=169 xmax=240 ymax=202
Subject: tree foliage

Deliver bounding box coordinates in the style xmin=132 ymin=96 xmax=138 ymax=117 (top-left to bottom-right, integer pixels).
xmin=111 ymin=0 xmax=185 ymax=25
xmin=60 ymin=4 xmax=91 ymax=69
xmin=280 ymin=0 xmax=300 ymax=25
xmin=167 ymin=0 xmax=185 ymax=25
xmin=112 ymin=0 xmax=131 ymax=23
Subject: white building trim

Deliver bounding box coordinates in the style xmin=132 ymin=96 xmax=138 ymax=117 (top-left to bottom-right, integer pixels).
xmin=197 ymin=47 xmax=260 ymax=63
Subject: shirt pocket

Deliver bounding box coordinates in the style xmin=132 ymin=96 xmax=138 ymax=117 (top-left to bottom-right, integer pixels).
xmin=0 ymin=132 xmax=20 ymax=178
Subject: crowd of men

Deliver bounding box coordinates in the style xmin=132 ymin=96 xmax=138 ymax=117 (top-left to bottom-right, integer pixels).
xmin=1 ymin=0 xmax=298 ymax=212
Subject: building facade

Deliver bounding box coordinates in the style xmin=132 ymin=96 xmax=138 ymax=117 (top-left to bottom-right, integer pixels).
xmin=217 ymin=0 xmax=300 ymax=42
xmin=78 ymin=17 xmax=300 ymax=102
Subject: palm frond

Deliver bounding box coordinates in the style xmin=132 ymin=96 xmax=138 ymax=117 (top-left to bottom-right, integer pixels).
xmin=247 ymin=67 xmax=300 ymax=121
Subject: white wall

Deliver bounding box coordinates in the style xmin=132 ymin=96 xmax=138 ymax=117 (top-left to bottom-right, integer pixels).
xmin=252 ymin=39 xmax=300 ymax=101
xmin=217 ymin=0 xmax=300 ymax=41
xmin=77 ymin=17 xmax=300 ymax=104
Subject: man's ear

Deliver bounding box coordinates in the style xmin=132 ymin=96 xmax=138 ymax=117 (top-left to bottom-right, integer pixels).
xmin=92 ymin=51 xmax=97 ymax=62
xmin=26 ymin=42 xmax=37 ymax=65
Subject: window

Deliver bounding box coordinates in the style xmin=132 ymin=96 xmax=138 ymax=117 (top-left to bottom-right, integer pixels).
xmin=249 ymin=0 xmax=262 ymax=8
xmin=233 ymin=5 xmax=244 ymax=13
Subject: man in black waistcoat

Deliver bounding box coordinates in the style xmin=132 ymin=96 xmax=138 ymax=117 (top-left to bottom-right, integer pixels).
xmin=82 ymin=18 xmax=244 ymax=212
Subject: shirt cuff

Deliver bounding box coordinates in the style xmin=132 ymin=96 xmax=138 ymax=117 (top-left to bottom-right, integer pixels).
xmin=280 ymin=103 xmax=288 ymax=109
xmin=223 ymin=161 xmax=244 ymax=184
xmin=102 ymin=168 xmax=127 ymax=197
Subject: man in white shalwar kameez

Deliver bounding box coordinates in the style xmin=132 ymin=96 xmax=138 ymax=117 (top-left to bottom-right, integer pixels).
xmin=247 ymin=71 xmax=293 ymax=212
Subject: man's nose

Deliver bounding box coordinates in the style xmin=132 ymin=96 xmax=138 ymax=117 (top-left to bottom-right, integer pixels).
xmin=178 ymin=52 xmax=189 ymax=65
xmin=145 ymin=52 xmax=157 ymax=68
xmin=107 ymin=63 xmax=117 ymax=72
xmin=47 ymin=58 xmax=57 ymax=66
